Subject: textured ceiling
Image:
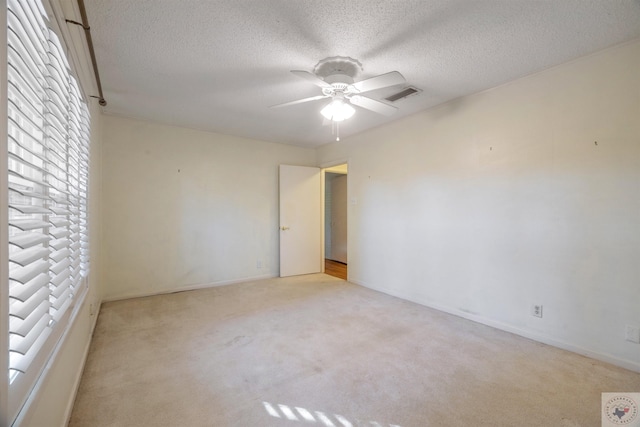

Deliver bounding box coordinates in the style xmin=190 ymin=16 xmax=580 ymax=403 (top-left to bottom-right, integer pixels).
xmin=81 ymin=0 xmax=640 ymax=148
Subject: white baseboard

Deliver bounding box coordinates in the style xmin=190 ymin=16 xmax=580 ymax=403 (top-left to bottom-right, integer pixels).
xmin=103 ymin=273 xmax=277 ymax=303
xmin=349 ymin=277 xmax=640 ymax=374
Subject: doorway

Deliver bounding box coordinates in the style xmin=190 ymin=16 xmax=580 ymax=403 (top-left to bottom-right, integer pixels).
xmin=324 ymin=164 xmax=348 ymax=280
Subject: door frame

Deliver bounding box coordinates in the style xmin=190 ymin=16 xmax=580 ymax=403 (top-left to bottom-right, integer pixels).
xmin=320 ymin=159 xmax=350 ymax=277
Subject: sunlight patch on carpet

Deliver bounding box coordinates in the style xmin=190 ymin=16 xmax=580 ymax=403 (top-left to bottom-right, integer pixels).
xmin=262 ymin=401 xmax=402 ymax=427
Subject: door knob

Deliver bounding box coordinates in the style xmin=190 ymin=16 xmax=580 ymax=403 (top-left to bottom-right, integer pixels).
xmin=280 ymin=226 xmax=290 ymax=231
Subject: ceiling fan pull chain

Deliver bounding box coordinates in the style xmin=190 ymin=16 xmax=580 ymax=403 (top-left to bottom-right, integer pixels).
xmin=329 ymin=117 xmax=340 ymax=141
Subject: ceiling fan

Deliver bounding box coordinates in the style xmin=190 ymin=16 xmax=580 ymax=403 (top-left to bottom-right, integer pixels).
xmin=271 ymin=56 xmax=406 ymax=123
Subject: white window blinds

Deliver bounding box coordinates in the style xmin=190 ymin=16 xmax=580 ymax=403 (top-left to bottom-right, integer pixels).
xmin=6 ymin=0 xmax=90 ymax=420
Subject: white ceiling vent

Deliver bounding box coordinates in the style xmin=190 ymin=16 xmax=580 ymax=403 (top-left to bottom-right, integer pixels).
xmin=384 ymin=86 xmax=422 ymax=102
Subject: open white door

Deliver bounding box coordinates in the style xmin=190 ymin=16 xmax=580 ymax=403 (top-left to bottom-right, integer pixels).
xmin=279 ymin=165 xmax=322 ymax=277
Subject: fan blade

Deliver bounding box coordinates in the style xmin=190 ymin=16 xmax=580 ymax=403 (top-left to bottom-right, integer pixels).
xmin=270 ymin=94 xmax=330 ymax=109
xmin=349 ymin=95 xmax=397 ymax=116
xmin=291 ymin=70 xmax=333 ymax=89
xmin=350 ymin=71 xmax=405 ymax=93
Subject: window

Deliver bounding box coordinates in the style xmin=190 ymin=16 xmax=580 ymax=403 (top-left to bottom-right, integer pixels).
xmin=6 ymin=0 xmax=90 ymax=421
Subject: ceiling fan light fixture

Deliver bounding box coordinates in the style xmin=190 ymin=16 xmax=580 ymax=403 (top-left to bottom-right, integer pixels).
xmin=320 ymin=99 xmax=355 ymax=122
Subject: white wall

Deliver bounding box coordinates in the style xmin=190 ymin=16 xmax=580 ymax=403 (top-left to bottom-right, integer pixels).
xmin=101 ymin=115 xmax=316 ymax=301
xmin=318 ymin=39 xmax=640 ymax=371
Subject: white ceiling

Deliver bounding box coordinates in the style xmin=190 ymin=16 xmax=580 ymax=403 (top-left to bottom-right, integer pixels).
xmin=82 ymin=0 xmax=640 ymax=148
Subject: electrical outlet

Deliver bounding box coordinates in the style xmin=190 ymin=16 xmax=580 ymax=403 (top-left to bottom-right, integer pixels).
xmin=625 ymin=325 xmax=640 ymax=344
xmin=256 ymin=260 xmax=262 ymax=269
xmin=532 ymin=304 xmax=543 ymax=318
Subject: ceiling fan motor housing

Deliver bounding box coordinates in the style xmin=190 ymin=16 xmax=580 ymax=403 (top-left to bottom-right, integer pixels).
xmin=314 ymin=56 xmax=362 ymax=80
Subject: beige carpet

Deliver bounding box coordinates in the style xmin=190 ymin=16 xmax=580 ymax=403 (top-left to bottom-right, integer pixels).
xmin=69 ymin=274 xmax=640 ymax=427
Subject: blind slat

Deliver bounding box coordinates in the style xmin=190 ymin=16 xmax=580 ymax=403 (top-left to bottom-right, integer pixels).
xmin=50 ymin=269 xmax=69 ymax=287
xmin=9 ymin=218 xmax=50 ymax=231
xmin=10 ymin=314 xmax=51 ymax=355
xmin=9 ymin=287 xmax=49 ymax=320
xmin=9 ymin=273 xmax=49 ymax=302
xmin=49 ymin=206 xmax=70 ymax=215
xmin=9 ymin=204 xmax=49 ymax=214
xmin=51 ymin=278 xmax=70 ymax=298
xmin=8 ymin=169 xmax=48 ymax=188
xmin=48 ymin=237 xmax=67 ymax=250
xmin=7 ymin=151 xmax=46 ymax=175
xmin=50 ymin=248 xmax=69 ymax=262
xmin=10 ymin=327 xmax=52 ymax=373
xmin=9 ymin=246 xmax=48 ymax=266
xmin=49 ymin=217 xmax=69 ymax=227
xmin=9 ymin=259 xmax=49 ymax=284
xmin=8 ymin=183 xmax=47 ymax=200
xmin=50 ymin=258 xmax=70 ymax=275
xmin=10 ymin=300 xmax=49 ymax=337
xmin=51 ymin=297 xmax=72 ymax=323
xmin=51 ymin=288 xmax=71 ymax=311
xmin=49 ymin=228 xmax=69 ymax=239
xmin=9 ymin=232 xmax=50 ymax=249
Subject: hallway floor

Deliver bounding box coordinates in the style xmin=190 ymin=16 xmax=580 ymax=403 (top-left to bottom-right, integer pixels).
xmin=324 ymin=258 xmax=347 ymax=280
